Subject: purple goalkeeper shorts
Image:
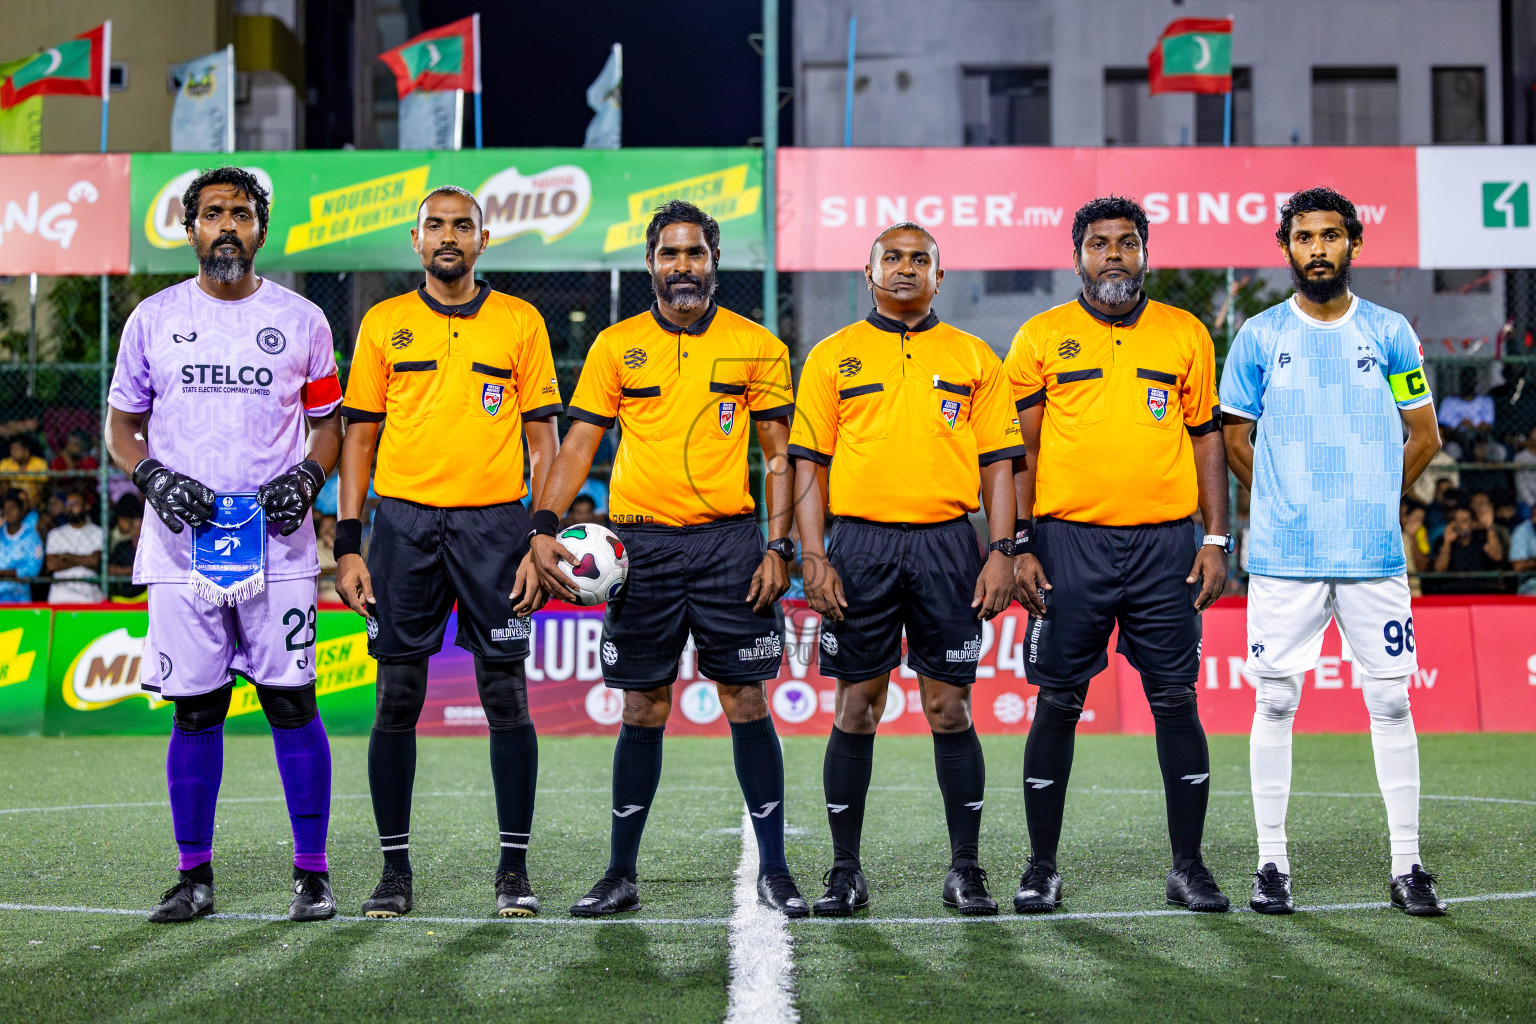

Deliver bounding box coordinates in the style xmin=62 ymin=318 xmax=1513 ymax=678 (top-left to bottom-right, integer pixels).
xmin=142 ymin=578 xmax=319 ymax=698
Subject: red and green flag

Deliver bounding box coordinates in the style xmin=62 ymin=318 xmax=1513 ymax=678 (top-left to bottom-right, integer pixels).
xmin=1148 ymin=17 xmax=1232 ymax=95
xmin=0 ymin=22 xmax=110 ymax=110
xmin=379 ymin=15 xmax=481 ymax=98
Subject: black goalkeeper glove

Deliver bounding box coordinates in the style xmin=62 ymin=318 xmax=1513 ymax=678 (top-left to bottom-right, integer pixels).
xmin=133 ymin=458 xmax=215 ymax=535
xmin=257 ymin=459 xmax=327 ymax=536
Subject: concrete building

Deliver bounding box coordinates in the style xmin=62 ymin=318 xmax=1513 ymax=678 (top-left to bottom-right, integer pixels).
xmin=790 ymin=0 xmax=1510 ymax=355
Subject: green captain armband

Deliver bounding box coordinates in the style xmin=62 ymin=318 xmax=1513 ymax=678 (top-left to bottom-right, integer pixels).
xmin=1389 ymin=367 xmax=1430 ymax=404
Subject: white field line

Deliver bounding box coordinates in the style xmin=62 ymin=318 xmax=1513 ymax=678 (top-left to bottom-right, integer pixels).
xmin=2 ymin=890 xmax=1531 ymax=927
xmin=5 ymin=788 xmax=1532 ymax=816
xmin=724 ymin=808 xmax=797 ymax=1024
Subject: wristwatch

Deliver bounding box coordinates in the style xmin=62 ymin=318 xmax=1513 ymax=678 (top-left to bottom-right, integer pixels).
xmin=989 ymin=537 xmax=1017 ymax=557
xmin=1203 ymin=533 xmax=1235 ymax=554
xmin=767 ymin=537 xmax=797 ymax=563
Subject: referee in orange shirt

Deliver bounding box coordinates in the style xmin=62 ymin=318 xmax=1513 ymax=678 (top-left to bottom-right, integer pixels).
xmin=336 ymin=186 xmax=562 ymax=920
xmin=1006 ymin=197 xmax=1233 ymax=914
xmin=519 ymin=200 xmax=807 ymax=919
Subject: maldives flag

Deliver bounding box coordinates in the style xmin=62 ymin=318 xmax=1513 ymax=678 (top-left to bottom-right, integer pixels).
xmin=0 ymin=23 xmax=109 ymax=110
xmin=1147 ymin=18 xmax=1232 ymax=95
xmin=379 ymin=15 xmax=481 ymax=98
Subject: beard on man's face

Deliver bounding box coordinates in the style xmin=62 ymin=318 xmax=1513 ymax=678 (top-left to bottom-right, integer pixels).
xmin=1082 ymin=257 xmax=1147 ymax=309
xmin=1289 ymin=248 xmax=1352 ymax=304
xmin=425 ymin=244 xmax=471 ymax=283
xmin=196 ymin=231 xmax=255 ymax=284
xmin=652 ymin=266 xmax=717 ymax=312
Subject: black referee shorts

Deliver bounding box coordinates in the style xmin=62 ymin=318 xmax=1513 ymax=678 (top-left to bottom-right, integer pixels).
xmin=366 ymin=497 xmax=533 ymax=663
xmin=602 ymin=514 xmax=784 ymax=689
xmin=1023 ymin=516 xmax=1201 ymax=689
xmin=819 ymin=516 xmax=985 ymax=687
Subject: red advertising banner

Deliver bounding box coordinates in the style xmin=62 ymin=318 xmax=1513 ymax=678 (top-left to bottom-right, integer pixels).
xmin=1467 ymin=605 xmax=1536 ymax=732
xmin=418 ymin=602 xmax=1119 ymax=738
xmin=1116 ymin=603 xmax=1483 ymax=735
xmin=776 ymin=147 xmax=1418 ymax=271
xmin=0 ymin=154 xmax=130 ymax=275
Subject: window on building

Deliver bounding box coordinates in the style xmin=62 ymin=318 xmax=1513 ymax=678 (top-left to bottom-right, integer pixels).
xmin=1312 ymin=67 xmax=1399 ymax=144
xmin=1432 ymin=67 xmax=1487 ymax=143
xmin=985 ymin=271 xmax=1052 ymax=295
xmin=1433 ymin=269 xmax=1493 ymax=294
xmin=1105 ymin=68 xmax=1158 ymax=146
xmin=962 ymin=68 xmax=1050 ymax=145
xmin=1195 ymin=67 xmax=1253 ymax=145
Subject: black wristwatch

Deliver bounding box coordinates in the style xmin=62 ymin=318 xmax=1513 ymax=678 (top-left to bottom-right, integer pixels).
xmin=767 ymin=537 xmax=797 ymax=562
xmin=989 ymin=538 xmax=1017 ymax=557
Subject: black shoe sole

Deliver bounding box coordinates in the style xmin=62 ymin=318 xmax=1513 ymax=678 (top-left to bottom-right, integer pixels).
xmin=1392 ymin=902 xmax=1447 ymax=917
xmin=811 ymin=900 xmax=867 ymax=918
xmin=1167 ymin=899 xmax=1231 ymax=913
xmin=1014 ymin=899 xmax=1060 ymax=914
xmin=147 ymin=903 xmax=214 ymax=924
xmin=1250 ymin=901 xmax=1294 ymax=914
xmin=568 ymin=902 xmax=641 ymax=918
xmin=760 ymin=898 xmax=810 ymax=919
xmin=290 ymin=905 xmax=337 ymax=922
xmin=943 ymin=899 xmax=999 ymax=916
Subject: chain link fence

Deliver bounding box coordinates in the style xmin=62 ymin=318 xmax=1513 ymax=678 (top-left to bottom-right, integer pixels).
xmin=1 ymin=266 xmax=1533 ymax=599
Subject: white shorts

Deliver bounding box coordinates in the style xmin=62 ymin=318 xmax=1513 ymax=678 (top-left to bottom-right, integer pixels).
xmin=143 ymin=577 xmax=319 ymax=699
xmin=1244 ymin=574 xmax=1419 ymax=680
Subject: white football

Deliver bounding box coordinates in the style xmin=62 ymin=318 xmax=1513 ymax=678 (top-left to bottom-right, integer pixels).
xmin=556 ymin=523 xmax=630 ymax=606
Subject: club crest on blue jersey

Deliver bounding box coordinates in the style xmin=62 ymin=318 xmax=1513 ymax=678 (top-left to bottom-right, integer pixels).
xmin=940 ymin=398 xmax=961 ymax=429
xmin=719 ymin=401 xmax=737 ymax=435
xmin=1146 ymin=387 xmax=1169 ymax=421
xmin=482 ymin=383 xmax=504 ymax=416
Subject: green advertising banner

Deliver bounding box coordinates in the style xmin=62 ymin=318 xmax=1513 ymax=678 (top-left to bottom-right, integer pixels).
xmin=41 ymin=610 xmax=375 ymax=736
xmin=130 ymin=148 xmax=764 ymax=273
xmin=0 ymin=608 xmax=51 ymax=735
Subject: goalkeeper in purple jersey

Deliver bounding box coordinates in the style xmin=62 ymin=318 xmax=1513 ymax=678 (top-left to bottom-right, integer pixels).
xmin=106 ymin=167 xmax=344 ymax=923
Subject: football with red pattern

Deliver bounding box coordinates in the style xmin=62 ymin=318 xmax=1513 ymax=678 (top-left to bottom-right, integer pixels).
xmin=556 ymin=523 xmax=630 ymax=606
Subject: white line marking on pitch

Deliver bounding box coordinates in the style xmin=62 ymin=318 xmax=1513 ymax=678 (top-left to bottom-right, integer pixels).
xmin=2 ymin=891 xmax=1530 ymax=927
xmin=724 ymin=808 xmax=797 ymax=1024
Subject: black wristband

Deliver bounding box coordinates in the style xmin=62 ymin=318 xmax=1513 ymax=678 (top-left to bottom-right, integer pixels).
xmin=530 ymin=509 xmax=561 ymax=538
xmin=333 ymin=518 xmax=363 ymax=558
xmin=132 ymin=457 xmax=166 ymax=491
xmin=1014 ymin=518 xmax=1036 ymax=556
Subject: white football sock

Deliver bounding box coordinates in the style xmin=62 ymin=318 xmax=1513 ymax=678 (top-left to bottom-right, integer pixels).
xmin=1361 ymin=674 xmax=1421 ymax=877
xmin=1251 ymin=674 xmax=1302 ymax=875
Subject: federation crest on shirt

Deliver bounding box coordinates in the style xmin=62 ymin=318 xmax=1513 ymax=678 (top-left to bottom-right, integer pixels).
xmin=940 ymin=398 xmax=961 ymax=429
xmin=1146 ymin=387 xmax=1169 ymax=421
xmin=482 ymin=383 xmax=504 ymax=416
xmin=719 ymin=400 xmax=736 ymax=435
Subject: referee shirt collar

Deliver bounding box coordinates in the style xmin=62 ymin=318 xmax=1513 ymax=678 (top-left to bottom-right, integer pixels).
xmin=650 ymin=300 xmax=719 ymax=335
xmin=865 ymin=307 xmax=940 ymax=335
xmin=416 ymin=280 xmax=491 ymax=317
xmin=1076 ymin=290 xmax=1148 ymax=327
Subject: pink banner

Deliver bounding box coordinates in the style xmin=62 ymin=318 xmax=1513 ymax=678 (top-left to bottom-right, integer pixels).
xmin=0 ymin=154 xmax=130 ymax=275
xmin=1467 ymin=605 xmax=1536 ymax=732
xmin=776 ymin=147 xmax=1418 ymax=271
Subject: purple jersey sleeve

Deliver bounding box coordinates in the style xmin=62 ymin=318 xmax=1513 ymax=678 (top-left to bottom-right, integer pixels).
xmin=108 ymin=306 xmax=154 ymax=413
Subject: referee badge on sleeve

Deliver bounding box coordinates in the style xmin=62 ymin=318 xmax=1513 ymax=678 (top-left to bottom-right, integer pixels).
xmin=1146 ymin=387 xmax=1169 ymax=421
xmin=482 ymin=383 xmax=504 ymax=416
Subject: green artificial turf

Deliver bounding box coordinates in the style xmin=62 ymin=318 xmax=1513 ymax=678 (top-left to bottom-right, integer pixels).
xmin=0 ymin=733 xmax=1531 ymax=1022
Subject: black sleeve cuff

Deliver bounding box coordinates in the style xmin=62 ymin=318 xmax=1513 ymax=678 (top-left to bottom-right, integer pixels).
xmin=1186 ymin=418 xmax=1220 ymax=437
xmin=1015 ymin=388 xmax=1046 ymax=411
xmin=787 ymin=443 xmax=832 ymax=466
xmin=749 ymin=403 xmax=795 ymax=422
xmin=339 ymin=405 xmax=385 ymax=423
xmin=567 ymin=406 xmax=616 ymax=429
xmin=521 ymin=402 xmax=564 ymax=422
xmin=978 ymin=444 xmax=1028 ymax=466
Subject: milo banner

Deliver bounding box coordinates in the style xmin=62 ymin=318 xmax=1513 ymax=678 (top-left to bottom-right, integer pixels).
xmin=130 ymin=148 xmax=764 ymax=273
xmin=0 ymin=609 xmax=50 ymax=735
xmin=41 ymin=609 xmax=376 ymax=736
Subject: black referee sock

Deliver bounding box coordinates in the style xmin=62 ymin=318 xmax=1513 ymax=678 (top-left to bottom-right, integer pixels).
xmin=1022 ymin=694 xmax=1082 ymax=872
xmin=489 ymin=723 xmax=538 ymax=877
xmin=730 ymin=715 xmax=789 ymax=877
xmin=368 ymin=727 xmax=416 ymax=874
xmin=606 ymin=723 xmax=665 ymax=882
xmin=823 ymin=726 xmax=875 ymax=869
xmin=1147 ymin=685 xmax=1211 ymax=872
xmin=932 ymin=726 xmax=986 ymax=869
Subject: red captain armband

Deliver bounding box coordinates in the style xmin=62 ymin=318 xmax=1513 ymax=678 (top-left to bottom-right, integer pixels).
xmin=302 ymin=373 xmax=343 ymax=413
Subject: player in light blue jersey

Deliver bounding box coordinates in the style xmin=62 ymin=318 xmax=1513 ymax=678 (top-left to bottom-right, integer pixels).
xmin=1220 ymin=187 xmax=1447 ymax=918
